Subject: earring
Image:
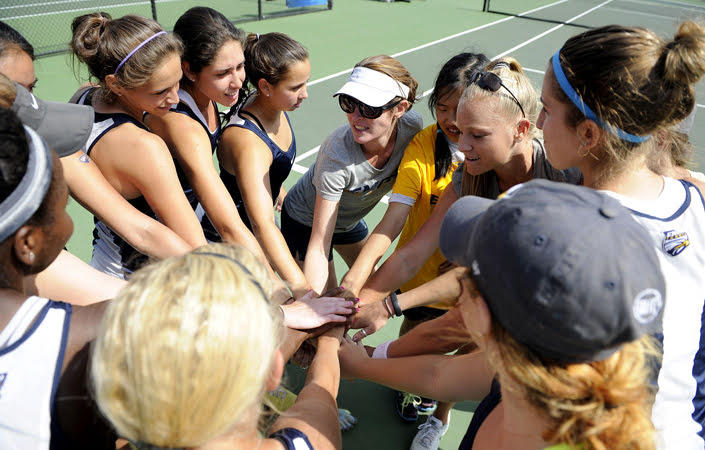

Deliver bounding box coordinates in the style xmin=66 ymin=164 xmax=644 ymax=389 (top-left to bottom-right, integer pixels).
xmin=28 ymin=251 xmax=35 ymax=262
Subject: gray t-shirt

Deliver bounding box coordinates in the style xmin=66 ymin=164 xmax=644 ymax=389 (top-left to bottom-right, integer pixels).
xmin=285 ymin=110 xmax=423 ymax=232
xmin=452 ymin=138 xmax=583 ymax=198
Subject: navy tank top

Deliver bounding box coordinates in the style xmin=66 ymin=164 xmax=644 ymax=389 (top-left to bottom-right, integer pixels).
xmin=269 ymin=427 xmax=314 ymax=450
xmin=77 ymin=89 xmax=156 ymax=278
xmin=168 ymin=89 xmax=223 ymax=210
xmin=459 ymin=379 xmax=501 ymax=449
xmin=202 ymin=109 xmax=296 ymax=240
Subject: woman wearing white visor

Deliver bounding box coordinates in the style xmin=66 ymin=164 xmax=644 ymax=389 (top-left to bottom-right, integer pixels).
xmin=282 ymin=56 xmax=421 ymax=294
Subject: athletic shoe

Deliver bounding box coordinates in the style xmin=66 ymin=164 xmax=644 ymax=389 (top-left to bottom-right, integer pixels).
xmin=396 ymin=391 xmax=421 ymax=423
xmin=338 ymin=408 xmax=357 ymax=431
xmin=410 ymin=415 xmax=450 ymax=450
xmin=417 ymin=397 xmax=437 ymax=415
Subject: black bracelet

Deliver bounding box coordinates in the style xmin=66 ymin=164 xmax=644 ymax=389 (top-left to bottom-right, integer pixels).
xmin=389 ymin=291 xmax=402 ymax=317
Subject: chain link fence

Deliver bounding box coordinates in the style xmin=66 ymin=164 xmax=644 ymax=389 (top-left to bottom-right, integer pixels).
xmin=2 ymin=0 xmax=331 ymax=57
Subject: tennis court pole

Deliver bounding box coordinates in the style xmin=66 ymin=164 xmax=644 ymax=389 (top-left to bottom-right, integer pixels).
xmin=482 ymin=0 xmax=490 ymax=12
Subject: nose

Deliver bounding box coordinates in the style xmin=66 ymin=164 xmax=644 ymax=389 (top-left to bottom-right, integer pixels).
xmin=167 ymin=84 xmax=180 ymax=105
xmin=300 ymin=85 xmax=308 ymax=100
xmin=458 ymin=134 xmax=472 ymax=153
xmin=537 ymin=109 xmax=545 ymax=130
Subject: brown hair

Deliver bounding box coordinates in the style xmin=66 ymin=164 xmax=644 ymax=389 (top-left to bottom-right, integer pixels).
xmin=356 ymin=55 xmax=418 ymax=106
xmin=70 ymin=13 xmax=183 ymax=103
xmin=460 ymin=57 xmax=540 ymax=198
xmin=550 ymin=21 xmax=705 ymax=184
xmin=243 ymin=32 xmax=308 ymax=89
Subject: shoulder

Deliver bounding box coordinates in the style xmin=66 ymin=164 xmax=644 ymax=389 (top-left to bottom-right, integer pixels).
xmin=399 ymin=110 xmax=424 ymax=132
xmin=404 ymin=124 xmax=438 ymax=160
xmin=319 ymin=124 xmax=356 ymax=164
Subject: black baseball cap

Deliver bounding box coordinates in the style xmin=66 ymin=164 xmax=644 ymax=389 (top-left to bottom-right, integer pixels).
xmin=10 ymin=83 xmax=93 ymax=158
xmin=440 ymin=179 xmax=665 ymax=363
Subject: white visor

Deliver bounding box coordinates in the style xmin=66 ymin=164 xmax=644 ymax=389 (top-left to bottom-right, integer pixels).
xmin=334 ymin=66 xmax=410 ymax=107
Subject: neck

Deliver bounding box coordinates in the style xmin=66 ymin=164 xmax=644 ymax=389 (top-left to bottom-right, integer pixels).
xmin=184 ymin=84 xmax=212 ymax=117
xmin=580 ymin=155 xmax=664 ymax=200
xmin=114 ymin=96 xmax=145 ymax=123
xmin=497 ymin=377 xmax=553 ymax=449
xmin=363 ymin=120 xmax=398 ymax=156
xmin=494 ymin=139 xmax=534 ymax=192
xmin=194 ymin=414 xmax=263 ymax=450
xmin=247 ymin=92 xmax=283 ymax=126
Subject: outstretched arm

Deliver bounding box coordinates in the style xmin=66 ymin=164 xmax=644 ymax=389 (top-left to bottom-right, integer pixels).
xmin=270 ymin=326 xmax=344 ymax=450
xmin=61 ymin=151 xmax=191 ymax=259
xmin=340 ymin=202 xmax=411 ymax=296
xmin=304 ymin=195 xmax=340 ymax=294
xmin=223 ymin=126 xmax=312 ymax=298
xmin=339 ymin=335 xmax=493 ymax=403
xmin=357 ymin=186 xmax=459 ymax=305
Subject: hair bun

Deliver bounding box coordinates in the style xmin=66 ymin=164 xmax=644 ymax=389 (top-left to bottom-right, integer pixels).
xmin=663 ymin=21 xmax=705 ymax=86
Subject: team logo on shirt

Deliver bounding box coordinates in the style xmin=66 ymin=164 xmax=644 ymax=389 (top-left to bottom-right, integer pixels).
xmin=0 ymin=373 xmax=6 ymax=398
xmin=662 ymin=230 xmax=690 ymax=256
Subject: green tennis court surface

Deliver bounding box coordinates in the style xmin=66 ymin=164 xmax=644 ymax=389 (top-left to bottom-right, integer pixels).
xmin=14 ymin=0 xmax=705 ymax=448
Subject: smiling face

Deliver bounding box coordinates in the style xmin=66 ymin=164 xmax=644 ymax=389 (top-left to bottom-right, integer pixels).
xmin=190 ymin=39 xmax=245 ymax=107
xmin=346 ymin=99 xmax=406 ymax=150
xmin=118 ymin=53 xmax=182 ymax=117
xmin=0 ymin=48 xmax=36 ymax=92
xmin=435 ymin=88 xmax=462 ymax=143
xmin=265 ymin=58 xmax=310 ymax=112
xmin=457 ymin=95 xmax=520 ymax=176
xmin=536 ymin=69 xmax=583 ymax=171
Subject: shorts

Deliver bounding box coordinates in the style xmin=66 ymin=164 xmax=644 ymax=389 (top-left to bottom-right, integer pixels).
xmin=281 ymin=204 xmax=368 ymax=261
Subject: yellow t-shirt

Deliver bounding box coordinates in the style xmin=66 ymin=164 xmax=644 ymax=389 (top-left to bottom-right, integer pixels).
xmin=389 ymin=123 xmax=461 ymax=309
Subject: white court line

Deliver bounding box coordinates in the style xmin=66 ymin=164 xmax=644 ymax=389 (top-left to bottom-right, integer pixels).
xmin=306 ymin=0 xmax=569 ymax=88
xmin=297 ymin=0 xmax=611 ymax=165
xmin=618 ymin=0 xmax=705 ymax=14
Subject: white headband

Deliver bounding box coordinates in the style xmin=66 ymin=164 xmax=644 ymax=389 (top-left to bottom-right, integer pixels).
xmin=334 ymin=66 xmax=410 ymax=107
xmin=0 ymin=126 xmax=53 ymax=243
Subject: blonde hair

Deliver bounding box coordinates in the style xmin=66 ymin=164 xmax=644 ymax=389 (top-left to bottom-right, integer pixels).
xmin=91 ymin=243 xmax=283 ymax=447
xmin=356 ymin=55 xmax=418 ymax=106
xmin=460 ymin=57 xmax=541 ymax=197
xmin=551 ymin=21 xmax=705 ymax=185
xmin=458 ymin=274 xmax=657 ymax=449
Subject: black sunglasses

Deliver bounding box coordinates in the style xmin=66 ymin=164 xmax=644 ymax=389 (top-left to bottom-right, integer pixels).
xmin=338 ymin=94 xmax=402 ymax=119
xmin=470 ymin=71 xmax=526 ymax=118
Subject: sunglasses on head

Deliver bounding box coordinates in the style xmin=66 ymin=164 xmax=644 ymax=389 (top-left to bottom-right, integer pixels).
xmin=470 ymin=71 xmax=526 ymax=118
xmin=338 ymin=94 xmax=402 ymax=119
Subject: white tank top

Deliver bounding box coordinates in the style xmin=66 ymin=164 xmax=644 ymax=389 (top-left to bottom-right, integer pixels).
xmin=604 ymin=178 xmax=705 ymax=450
xmin=0 ymin=296 xmax=72 ymax=450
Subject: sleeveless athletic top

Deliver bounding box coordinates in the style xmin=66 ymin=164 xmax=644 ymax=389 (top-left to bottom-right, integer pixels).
xmin=0 ymin=296 xmax=72 ymax=450
xmin=269 ymin=427 xmax=314 ymax=450
xmin=169 ymin=89 xmax=222 ymax=210
xmin=202 ymin=109 xmax=296 ymax=239
xmin=603 ymin=178 xmax=705 ymax=450
xmin=459 ymin=380 xmax=584 ymax=450
xmin=77 ymin=89 xmax=155 ymax=279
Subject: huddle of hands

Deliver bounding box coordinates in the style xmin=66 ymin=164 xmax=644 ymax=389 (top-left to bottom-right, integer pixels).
xmin=285 ymin=286 xmax=376 ymax=375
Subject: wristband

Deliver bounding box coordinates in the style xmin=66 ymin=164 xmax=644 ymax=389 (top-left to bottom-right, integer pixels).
xmin=372 ymin=340 xmax=393 ymax=359
xmin=389 ymin=291 xmax=402 ymax=317
xmin=382 ymin=297 xmax=393 ymax=318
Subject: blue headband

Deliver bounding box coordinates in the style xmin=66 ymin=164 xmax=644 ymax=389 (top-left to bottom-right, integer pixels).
xmin=551 ymin=51 xmax=650 ymax=144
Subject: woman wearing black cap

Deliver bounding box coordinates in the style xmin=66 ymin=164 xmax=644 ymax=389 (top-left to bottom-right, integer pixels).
xmin=339 ymin=180 xmax=664 ymax=450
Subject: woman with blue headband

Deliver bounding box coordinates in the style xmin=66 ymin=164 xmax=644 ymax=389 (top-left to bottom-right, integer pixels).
xmin=537 ymin=21 xmax=705 ymax=448
xmin=0 ymin=109 xmax=109 ymax=448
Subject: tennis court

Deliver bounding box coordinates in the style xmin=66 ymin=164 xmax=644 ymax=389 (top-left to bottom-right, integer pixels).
xmin=14 ymin=0 xmax=705 ymax=448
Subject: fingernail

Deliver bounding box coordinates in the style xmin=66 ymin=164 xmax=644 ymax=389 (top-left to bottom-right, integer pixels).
xmin=355 ymin=297 xmax=360 ymax=303
xmin=356 ymin=307 xmax=360 ymax=312
xmin=339 ymin=286 xmax=345 ymax=290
